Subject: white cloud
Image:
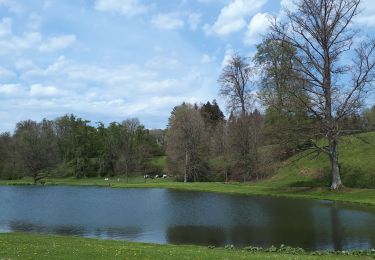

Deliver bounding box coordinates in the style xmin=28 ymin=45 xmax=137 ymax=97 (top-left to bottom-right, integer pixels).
xmin=188 ymin=13 xmax=201 ymax=31
xmin=0 ymin=83 xmax=20 ymax=94
xmin=94 ymin=0 xmax=150 ymax=16
xmin=151 ymin=12 xmax=201 ymax=31
xmin=200 ymin=54 xmax=214 ymax=63
xmin=222 ymin=45 xmax=234 ymax=67
xmin=39 ymin=34 xmax=76 ymax=52
xmin=0 ymin=0 xmax=23 ymax=13
xmin=0 ymin=17 xmax=12 ymax=37
xmin=15 ymin=59 xmax=36 ymax=71
xmin=244 ymin=13 xmax=270 ymax=45
xmin=151 ymin=13 xmax=185 ymax=30
xmin=0 ymin=18 xmax=75 ymax=55
xmin=9 ymin=54 xmax=216 ymax=131
xmin=280 ymin=0 xmax=296 ymax=12
xmin=29 ymin=84 xmax=62 ymax=97
xmin=354 ymin=0 xmax=375 ymax=27
xmin=204 ymin=0 xmax=267 ymax=36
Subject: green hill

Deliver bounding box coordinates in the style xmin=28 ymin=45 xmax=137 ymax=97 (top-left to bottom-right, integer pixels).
xmin=268 ymin=131 xmax=375 ymax=189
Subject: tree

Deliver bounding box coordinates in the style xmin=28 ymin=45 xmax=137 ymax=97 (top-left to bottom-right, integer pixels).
xmin=270 ymin=0 xmax=375 ymax=190
xmin=200 ymin=100 xmax=225 ymax=127
xmin=166 ymin=104 xmax=208 ymax=182
xmin=0 ymin=132 xmax=18 ymax=179
xmin=227 ymin=111 xmax=263 ymax=181
xmin=15 ymin=120 xmax=59 ymax=184
xmin=218 ymin=54 xmax=255 ymax=115
xmin=364 ymin=105 xmax=375 ymax=131
xmin=254 ymin=38 xmax=315 ymax=158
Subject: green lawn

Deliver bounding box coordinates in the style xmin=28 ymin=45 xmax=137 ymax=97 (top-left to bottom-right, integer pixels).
xmin=150 ymin=155 xmax=167 ymax=168
xmin=0 ymin=233 xmax=372 ymax=260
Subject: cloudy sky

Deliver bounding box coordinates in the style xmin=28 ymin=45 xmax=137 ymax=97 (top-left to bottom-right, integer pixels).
xmin=0 ymin=0 xmax=374 ymax=132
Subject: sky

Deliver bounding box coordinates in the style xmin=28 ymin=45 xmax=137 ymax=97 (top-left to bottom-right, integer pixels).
xmin=0 ymin=0 xmax=374 ymax=132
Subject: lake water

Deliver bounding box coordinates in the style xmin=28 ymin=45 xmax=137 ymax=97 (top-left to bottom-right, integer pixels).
xmin=0 ymin=186 xmax=374 ymax=250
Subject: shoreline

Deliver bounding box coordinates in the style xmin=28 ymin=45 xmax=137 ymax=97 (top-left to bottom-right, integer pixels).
xmin=1 ymin=177 xmax=375 ymax=207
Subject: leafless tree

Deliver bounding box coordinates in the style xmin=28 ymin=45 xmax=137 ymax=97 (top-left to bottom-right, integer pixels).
xmin=166 ymin=104 xmax=208 ymax=182
xmin=218 ymin=54 xmax=256 ymax=115
xmin=270 ymin=0 xmax=375 ymax=189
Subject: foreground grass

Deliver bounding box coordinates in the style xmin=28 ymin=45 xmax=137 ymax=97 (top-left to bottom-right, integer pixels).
xmin=0 ymin=233 xmax=371 ymax=260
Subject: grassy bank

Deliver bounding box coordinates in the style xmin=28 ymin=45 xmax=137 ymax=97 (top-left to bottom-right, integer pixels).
xmin=0 ymin=132 xmax=374 ymax=206
xmin=0 ymin=233 xmax=373 ymax=260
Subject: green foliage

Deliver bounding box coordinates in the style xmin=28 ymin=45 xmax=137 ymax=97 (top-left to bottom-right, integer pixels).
xmin=200 ymin=100 xmax=224 ymax=127
xmin=0 ymin=115 xmax=163 ymax=181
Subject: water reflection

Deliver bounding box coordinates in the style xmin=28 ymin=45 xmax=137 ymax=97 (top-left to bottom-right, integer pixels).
xmin=0 ymin=186 xmax=375 ymax=250
xmin=6 ymin=220 xmax=143 ymax=240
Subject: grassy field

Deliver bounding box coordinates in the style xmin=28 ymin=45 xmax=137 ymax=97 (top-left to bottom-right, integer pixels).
xmin=0 ymin=233 xmax=373 ymax=260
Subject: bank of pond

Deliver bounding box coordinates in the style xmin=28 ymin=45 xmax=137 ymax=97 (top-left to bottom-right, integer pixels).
xmin=0 ymin=185 xmax=375 ymax=253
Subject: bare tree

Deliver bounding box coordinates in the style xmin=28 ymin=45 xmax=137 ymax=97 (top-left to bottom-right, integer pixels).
xmin=270 ymin=0 xmax=375 ymax=190
xmin=166 ymin=104 xmax=208 ymax=182
xmin=218 ymin=54 xmax=255 ymax=115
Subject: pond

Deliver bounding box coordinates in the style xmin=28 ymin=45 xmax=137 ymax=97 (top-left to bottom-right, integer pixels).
xmin=0 ymin=186 xmax=374 ymax=250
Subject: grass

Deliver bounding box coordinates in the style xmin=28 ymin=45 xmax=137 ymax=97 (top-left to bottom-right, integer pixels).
xmin=150 ymin=155 xmax=167 ymax=169
xmin=0 ymin=233 xmax=371 ymax=260
xmin=271 ymin=131 xmax=375 ymax=189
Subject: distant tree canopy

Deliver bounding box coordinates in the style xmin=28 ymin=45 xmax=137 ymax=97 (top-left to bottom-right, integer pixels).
xmin=0 ymin=115 xmax=163 ymax=183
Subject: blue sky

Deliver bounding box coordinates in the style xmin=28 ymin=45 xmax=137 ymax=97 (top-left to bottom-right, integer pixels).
xmin=0 ymin=0 xmax=374 ymax=132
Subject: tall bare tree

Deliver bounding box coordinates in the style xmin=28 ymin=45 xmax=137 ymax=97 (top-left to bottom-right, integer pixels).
xmin=218 ymin=54 xmax=255 ymax=115
xmin=270 ymin=0 xmax=375 ymax=189
xmin=166 ymin=104 xmax=208 ymax=182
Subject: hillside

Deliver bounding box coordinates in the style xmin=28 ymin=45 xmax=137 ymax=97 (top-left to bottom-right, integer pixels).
xmin=267 ymin=131 xmax=375 ymax=189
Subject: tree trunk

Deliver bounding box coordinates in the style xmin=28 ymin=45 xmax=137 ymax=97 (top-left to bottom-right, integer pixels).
xmin=184 ymin=150 xmax=188 ymax=183
xmin=125 ymin=162 xmax=129 ymax=183
xmin=329 ymin=137 xmax=342 ymax=190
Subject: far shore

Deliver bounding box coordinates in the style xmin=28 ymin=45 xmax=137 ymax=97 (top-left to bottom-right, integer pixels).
xmin=1 ymin=177 xmax=375 ymax=207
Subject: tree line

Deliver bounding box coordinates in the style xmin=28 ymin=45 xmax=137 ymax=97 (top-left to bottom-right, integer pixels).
xmin=0 ymin=115 xmax=164 ymax=183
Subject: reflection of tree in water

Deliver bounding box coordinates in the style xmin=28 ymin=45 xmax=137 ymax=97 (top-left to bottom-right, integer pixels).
xmin=166 ymin=226 xmax=227 ymax=246
xmin=8 ymin=221 xmax=85 ymax=236
xmin=226 ymin=197 xmax=319 ymax=250
xmin=9 ymin=221 xmax=42 ymax=232
xmin=331 ymin=202 xmax=343 ymax=251
xmin=93 ymin=226 xmax=143 ymax=240
xmin=8 ymin=221 xmax=143 ymax=240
